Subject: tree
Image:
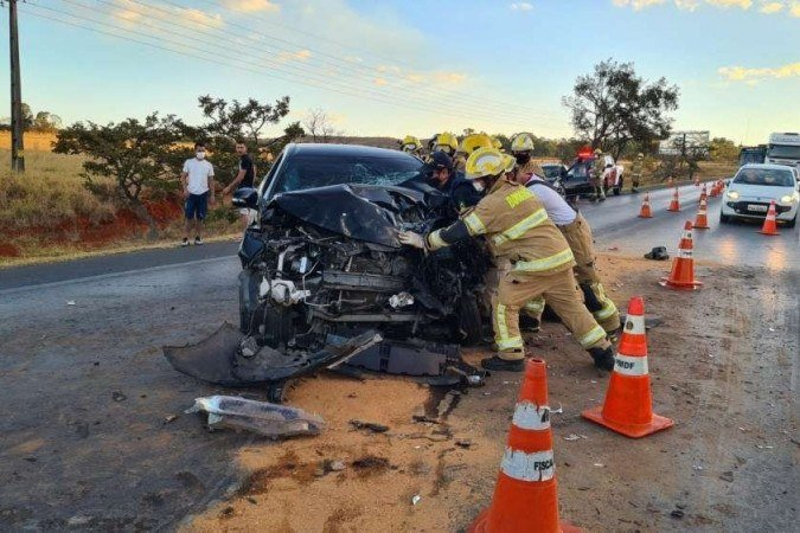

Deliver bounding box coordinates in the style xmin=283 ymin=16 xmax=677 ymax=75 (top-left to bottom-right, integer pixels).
xmin=709 ymin=137 xmax=739 ymax=162
xmin=32 ymin=111 xmax=62 ymax=132
xmin=53 ymin=113 xmax=190 ymax=238
xmin=563 ymin=59 xmax=679 ymax=159
xmin=303 ymin=108 xmax=344 ymax=143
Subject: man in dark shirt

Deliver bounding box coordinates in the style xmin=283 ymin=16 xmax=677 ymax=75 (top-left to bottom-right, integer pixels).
xmin=426 ymin=151 xmax=482 ymax=215
xmin=222 ymin=141 xmax=257 ymax=231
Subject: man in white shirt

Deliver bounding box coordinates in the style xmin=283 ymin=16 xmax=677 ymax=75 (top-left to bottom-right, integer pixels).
xmin=180 ymin=142 xmax=215 ymax=246
xmin=512 ymin=166 xmax=621 ymax=336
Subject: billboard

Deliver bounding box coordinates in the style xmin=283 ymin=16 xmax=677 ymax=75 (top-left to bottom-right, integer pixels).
xmin=659 ymin=131 xmax=710 ymax=156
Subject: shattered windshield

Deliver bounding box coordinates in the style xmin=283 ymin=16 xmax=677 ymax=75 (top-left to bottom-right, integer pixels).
xmin=272 ymin=152 xmax=426 ymax=195
xmin=734 ymin=168 xmax=794 ymax=187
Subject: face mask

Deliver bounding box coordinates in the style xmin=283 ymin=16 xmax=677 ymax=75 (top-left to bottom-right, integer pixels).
xmin=195 ymin=152 xmax=206 ymax=160
xmin=472 ymin=181 xmax=485 ymax=193
xmin=515 ymin=154 xmax=530 ymax=165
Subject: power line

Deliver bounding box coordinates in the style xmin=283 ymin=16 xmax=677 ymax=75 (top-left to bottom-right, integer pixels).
xmin=22 ymin=3 xmax=537 ymax=131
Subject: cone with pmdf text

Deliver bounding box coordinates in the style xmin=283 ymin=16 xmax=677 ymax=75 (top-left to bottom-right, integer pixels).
xmin=582 ymin=297 xmax=674 ymax=438
xmin=638 ymin=193 xmax=653 ymax=218
xmin=469 ymin=359 xmax=580 ymax=533
xmin=693 ymin=197 xmax=710 ymax=229
xmin=758 ymin=200 xmax=780 ymax=236
xmin=659 ymin=221 xmax=703 ymax=290
xmin=667 ymin=187 xmax=680 ymax=212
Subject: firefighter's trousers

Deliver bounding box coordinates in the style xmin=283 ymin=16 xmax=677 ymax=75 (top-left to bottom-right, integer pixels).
xmin=494 ymin=268 xmax=611 ymax=361
xmin=523 ymin=215 xmax=620 ymax=333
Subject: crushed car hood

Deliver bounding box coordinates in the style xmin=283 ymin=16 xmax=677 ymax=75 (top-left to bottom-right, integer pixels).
xmin=270 ymin=183 xmax=432 ymax=248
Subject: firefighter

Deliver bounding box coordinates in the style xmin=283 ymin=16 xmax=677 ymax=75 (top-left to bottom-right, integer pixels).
xmin=512 ymin=164 xmax=621 ymax=335
xmin=433 ymin=132 xmax=459 ymax=156
xmin=398 ymin=148 xmax=616 ymax=373
xmin=400 ymin=135 xmax=423 ymax=155
xmin=510 ymin=132 xmax=545 ymax=179
xmin=630 ymin=153 xmax=645 ymax=193
xmin=425 ymin=151 xmax=481 ymax=215
xmin=591 ymin=148 xmax=607 ymax=202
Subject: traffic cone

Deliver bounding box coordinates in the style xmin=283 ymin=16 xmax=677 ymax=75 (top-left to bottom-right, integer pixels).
xmin=638 ymin=193 xmax=653 ymax=218
xmin=659 ymin=221 xmax=703 ymax=290
xmin=709 ymin=181 xmax=720 ymax=198
xmin=469 ymin=359 xmax=580 ymax=533
xmin=582 ymin=297 xmax=674 ymax=438
xmin=667 ymin=176 xmax=674 ymax=187
xmin=758 ymin=201 xmax=780 ymax=236
xmin=693 ymin=197 xmax=710 ymax=229
xmin=694 ymin=176 xmax=700 ymax=186
xmin=667 ymin=187 xmax=680 ymax=212
xmin=698 ymin=184 xmax=707 ymax=205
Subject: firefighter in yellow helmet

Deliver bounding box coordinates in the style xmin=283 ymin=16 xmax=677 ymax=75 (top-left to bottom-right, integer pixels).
xmin=630 ymin=153 xmax=645 ymax=193
xmin=397 ymin=148 xmax=616 ymax=372
xmin=433 ymin=132 xmax=459 ymax=156
xmin=510 ymin=132 xmax=545 ymax=179
xmin=400 ymin=135 xmax=423 ymax=155
xmin=591 ymin=148 xmax=607 ymax=202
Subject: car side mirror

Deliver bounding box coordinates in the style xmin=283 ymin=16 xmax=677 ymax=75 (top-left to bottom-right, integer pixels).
xmin=232 ymin=187 xmax=259 ymax=210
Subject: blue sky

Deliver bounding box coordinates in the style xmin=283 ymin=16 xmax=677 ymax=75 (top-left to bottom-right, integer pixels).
xmin=1 ymin=0 xmax=798 ymax=143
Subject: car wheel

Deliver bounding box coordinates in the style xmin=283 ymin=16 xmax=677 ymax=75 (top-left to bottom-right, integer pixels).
xmin=457 ymin=294 xmax=483 ymax=346
xmin=786 ymin=214 xmax=797 ymax=228
xmin=720 ymin=212 xmax=731 ymax=224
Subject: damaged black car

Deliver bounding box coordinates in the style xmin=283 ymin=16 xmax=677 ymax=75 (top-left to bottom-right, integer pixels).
xmin=165 ymin=144 xmax=489 ymax=400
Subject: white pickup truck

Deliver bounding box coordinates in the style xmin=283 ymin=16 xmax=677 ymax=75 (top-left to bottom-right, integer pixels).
xmin=765 ymin=132 xmax=800 ymax=172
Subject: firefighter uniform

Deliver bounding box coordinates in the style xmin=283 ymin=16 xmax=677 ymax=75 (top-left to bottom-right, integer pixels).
xmin=630 ymin=154 xmax=644 ymax=192
xmin=518 ymin=173 xmax=621 ymax=334
xmin=591 ymin=151 xmax=607 ymax=200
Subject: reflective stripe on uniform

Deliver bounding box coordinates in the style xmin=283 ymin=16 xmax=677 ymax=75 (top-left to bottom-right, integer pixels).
xmin=501 ymin=448 xmax=555 ymax=482
xmin=594 ymin=299 xmax=618 ymax=320
xmin=497 ymin=335 xmax=524 ymax=350
xmin=463 ymin=212 xmax=487 ymax=235
xmin=623 ymin=314 xmax=645 ymax=334
xmin=524 ymin=298 xmax=545 ymax=313
xmin=492 ymin=208 xmax=548 ymax=246
xmin=614 ymin=354 xmax=649 ymax=376
xmin=578 ymin=324 xmax=606 ymax=348
xmin=512 ymin=401 xmax=550 ymax=431
xmin=495 ymin=304 xmax=524 ymax=350
xmin=427 ymin=229 xmax=447 ymax=251
xmin=513 ymin=248 xmax=575 ymax=273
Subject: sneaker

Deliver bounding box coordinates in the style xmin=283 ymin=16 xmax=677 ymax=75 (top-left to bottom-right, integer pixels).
xmin=180 ymin=238 xmax=190 ymax=247
xmin=481 ymin=356 xmax=524 ymax=372
xmin=589 ymin=346 xmax=615 ymax=371
xmin=194 ymin=236 xmax=204 ymax=245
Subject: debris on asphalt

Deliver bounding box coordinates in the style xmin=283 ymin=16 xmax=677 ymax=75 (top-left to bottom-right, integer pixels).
xmin=455 ymin=438 xmax=473 ymax=449
xmin=563 ymin=434 xmax=587 ymax=441
xmin=329 ymin=460 xmax=346 ymax=472
xmin=66 ymin=300 xmax=76 ymax=306
xmin=186 ymin=395 xmax=325 ymax=438
xmin=411 ymin=495 xmax=422 ymax=506
xmin=644 ymin=246 xmax=669 ymax=261
xmin=719 ymin=471 xmax=734 ymax=482
xmin=111 ymin=391 xmax=127 ymax=402
xmin=349 ymin=419 xmax=389 ymax=434
xmin=670 ymin=509 xmax=685 ymax=519
xmin=164 ymin=415 xmax=178 ymax=424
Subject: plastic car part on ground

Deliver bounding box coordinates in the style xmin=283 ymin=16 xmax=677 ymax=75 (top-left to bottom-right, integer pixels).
xmin=186 ymin=395 xmax=325 ymax=439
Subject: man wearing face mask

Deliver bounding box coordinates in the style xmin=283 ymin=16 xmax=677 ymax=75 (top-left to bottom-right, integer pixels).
xmin=398 ymin=148 xmax=616 ymax=373
xmin=180 ymin=142 xmax=215 ymax=246
xmin=510 ymin=133 xmax=544 ymax=179
xmin=425 ymin=150 xmax=481 ymax=215
xmin=511 ymin=162 xmax=620 ymax=336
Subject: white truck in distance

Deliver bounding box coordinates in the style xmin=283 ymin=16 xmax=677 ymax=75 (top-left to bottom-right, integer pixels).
xmin=765 ymin=132 xmax=800 ymax=171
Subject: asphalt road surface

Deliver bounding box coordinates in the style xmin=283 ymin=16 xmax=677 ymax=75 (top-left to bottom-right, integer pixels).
xmin=0 ymin=182 xmax=797 ymax=531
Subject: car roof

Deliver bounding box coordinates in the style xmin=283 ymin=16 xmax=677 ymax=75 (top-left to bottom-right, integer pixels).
xmin=738 ymin=163 xmax=795 ymax=172
xmin=285 ymin=142 xmax=417 ymax=159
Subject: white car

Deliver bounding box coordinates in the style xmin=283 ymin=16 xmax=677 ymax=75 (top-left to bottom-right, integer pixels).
xmin=721 ymin=164 xmax=799 ymax=227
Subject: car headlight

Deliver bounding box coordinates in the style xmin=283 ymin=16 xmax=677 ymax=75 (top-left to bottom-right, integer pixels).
xmin=727 ymin=190 xmax=740 ymax=200
xmin=780 ymin=193 xmax=799 ymax=204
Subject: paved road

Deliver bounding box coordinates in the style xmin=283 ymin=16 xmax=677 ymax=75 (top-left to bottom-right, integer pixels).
xmin=0 ymin=183 xmax=797 ymax=531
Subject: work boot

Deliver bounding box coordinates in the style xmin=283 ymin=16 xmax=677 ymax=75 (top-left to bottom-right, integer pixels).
xmin=605 ymin=326 xmax=623 ymax=344
xmin=520 ymin=316 xmax=540 ymax=333
xmin=481 ymin=355 xmax=524 ymax=372
xmin=589 ymin=346 xmax=615 ymax=371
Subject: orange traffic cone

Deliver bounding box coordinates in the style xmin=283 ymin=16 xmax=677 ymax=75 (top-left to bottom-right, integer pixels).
xmin=469 ymin=359 xmax=580 ymax=533
xmin=638 ymin=193 xmax=653 ymax=218
xmin=667 ymin=187 xmax=680 ymax=212
xmin=698 ymin=184 xmax=707 ymax=204
xmin=709 ymin=181 xmax=720 ymax=198
xmin=660 ymin=221 xmax=702 ymax=290
xmin=693 ymin=197 xmax=710 ymax=229
xmin=582 ymin=297 xmax=674 ymax=438
xmin=759 ymin=200 xmax=780 ymax=236
xmin=694 ymin=176 xmax=700 ymax=186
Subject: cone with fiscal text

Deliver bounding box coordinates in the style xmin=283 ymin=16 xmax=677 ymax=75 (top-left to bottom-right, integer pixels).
xmin=470 ymin=359 xmax=580 ymax=533
xmin=660 ymin=221 xmax=703 ymax=290
xmin=638 ymin=193 xmax=653 ymax=218
xmin=693 ymin=197 xmax=710 ymax=229
xmin=582 ymin=297 xmax=674 ymax=438
xmin=758 ymin=200 xmax=780 ymax=236
xmin=667 ymin=187 xmax=680 ymax=212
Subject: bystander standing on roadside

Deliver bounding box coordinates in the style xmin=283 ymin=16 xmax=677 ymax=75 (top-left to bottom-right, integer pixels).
xmin=222 ymin=141 xmax=258 ymax=232
xmin=180 ymin=142 xmax=215 ymax=246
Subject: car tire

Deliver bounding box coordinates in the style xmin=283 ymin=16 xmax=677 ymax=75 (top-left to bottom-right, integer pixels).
xmin=786 ymin=214 xmax=797 ymax=228
xmin=457 ymin=294 xmax=483 ymax=346
xmin=720 ymin=212 xmax=731 ymax=224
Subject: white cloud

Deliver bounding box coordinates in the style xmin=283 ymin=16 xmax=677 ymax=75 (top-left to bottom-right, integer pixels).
xmin=510 ymin=2 xmax=534 ymax=11
xmin=791 ymin=1 xmax=800 ymax=16
xmin=706 ymin=0 xmax=752 ymax=8
xmin=221 ymin=0 xmax=281 ymax=13
xmin=718 ymin=61 xmax=800 ymax=81
xmin=758 ymin=1 xmax=784 ymax=13
xmin=614 ymin=0 xmax=758 ymax=9
xmin=613 ymin=0 xmax=667 ymax=9
xmin=276 ymin=49 xmax=312 ymax=63
xmin=111 ymin=0 xmax=223 ymax=30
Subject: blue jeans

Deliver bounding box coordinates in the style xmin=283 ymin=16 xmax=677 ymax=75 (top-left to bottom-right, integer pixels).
xmin=185 ymin=192 xmax=208 ymax=220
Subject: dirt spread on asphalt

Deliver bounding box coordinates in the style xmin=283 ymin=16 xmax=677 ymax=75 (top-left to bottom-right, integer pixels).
xmin=182 ymin=255 xmax=799 ymax=533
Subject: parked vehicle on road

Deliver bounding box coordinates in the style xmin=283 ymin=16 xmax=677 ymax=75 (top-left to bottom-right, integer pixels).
xmin=764 ymin=132 xmax=800 ymax=170
xmin=738 ymin=146 xmax=767 ymax=167
xmin=555 ymin=157 xmax=595 ymax=199
xmin=540 ymin=162 xmax=568 ymax=184
xmin=721 ymin=164 xmax=799 ymax=227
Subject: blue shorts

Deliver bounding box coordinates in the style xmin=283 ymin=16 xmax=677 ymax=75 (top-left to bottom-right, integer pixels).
xmin=185 ymin=192 xmax=208 ymax=220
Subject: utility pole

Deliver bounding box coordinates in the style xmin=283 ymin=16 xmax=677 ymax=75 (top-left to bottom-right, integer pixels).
xmin=9 ymin=0 xmax=25 ymax=172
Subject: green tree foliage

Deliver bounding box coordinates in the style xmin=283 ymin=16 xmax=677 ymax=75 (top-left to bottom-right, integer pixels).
xmin=709 ymin=137 xmax=739 ymax=161
xmin=53 ymin=113 xmax=190 ymax=237
xmin=0 ymin=104 xmax=62 ymax=132
xmin=563 ymin=59 xmax=679 ymax=159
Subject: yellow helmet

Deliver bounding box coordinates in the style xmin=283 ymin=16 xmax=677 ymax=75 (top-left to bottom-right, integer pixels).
xmin=637 ymin=153 xmax=644 ymax=159
xmin=502 ymin=154 xmax=516 ymax=173
xmin=465 ymin=148 xmax=507 ymax=180
xmin=594 ymin=148 xmax=602 ymax=155
xmin=491 ymin=137 xmax=503 ymax=150
xmin=434 ymin=132 xmax=459 ymax=154
xmin=511 ymin=132 xmax=534 ymax=154
xmin=459 ymin=133 xmax=493 ymax=155
xmin=400 ymin=135 xmax=422 ymax=153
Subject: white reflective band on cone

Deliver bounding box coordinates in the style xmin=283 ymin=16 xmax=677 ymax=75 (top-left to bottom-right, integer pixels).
xmin=512 ymin=401 xmax=551 ymax=431
xmin=679 ymin=249 xmax=693 ymax=259
xmin=623 ymin=314 xmax=645 ymax=334
xmin=501 ymin=448 xmax=555 ymax=482
xmin=614 ymin=354 xmax=649 ymax=376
